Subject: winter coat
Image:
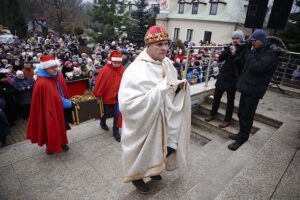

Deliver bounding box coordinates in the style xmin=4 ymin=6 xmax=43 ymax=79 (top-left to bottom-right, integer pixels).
xmin=237 ymin=45 xmax=279 ymax=99
xmin=215 ymin=49 xmax=243 ymax=90
xmin=12 ymin=77 xmax=34 ymax=105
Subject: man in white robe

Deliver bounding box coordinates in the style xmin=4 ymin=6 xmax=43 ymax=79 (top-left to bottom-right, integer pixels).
xmin=118 ymin=26 xmax=191 ymax=194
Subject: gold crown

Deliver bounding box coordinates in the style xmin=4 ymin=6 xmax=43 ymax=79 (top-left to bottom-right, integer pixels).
xmin=144 ymin=32 xmax=169 ymax=45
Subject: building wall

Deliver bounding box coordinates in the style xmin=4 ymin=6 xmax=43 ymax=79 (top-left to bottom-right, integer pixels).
xmin=156 ymin=0 xmax=250 ymax=45
xmin=165 ymin=19 xmax=236 ymax=45
xmin=167 ymin=0 xmax=247 ymax=24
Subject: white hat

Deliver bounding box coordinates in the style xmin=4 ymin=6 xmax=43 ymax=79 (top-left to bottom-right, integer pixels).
xmin=16 ymin=70 xmax=24 ymax=76
xmin=37 ymin=55 xmax=60 ymax=69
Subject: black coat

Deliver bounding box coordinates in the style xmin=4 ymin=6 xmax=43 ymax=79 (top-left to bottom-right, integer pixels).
xmin=236 ymin=45 xmax=279 ymax=99
xmin=215 ymin=49 xmax=243 ymax=90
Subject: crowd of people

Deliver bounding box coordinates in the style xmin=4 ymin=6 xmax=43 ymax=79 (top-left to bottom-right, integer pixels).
xmin=0 ymin=30 xmax=222 ymax=142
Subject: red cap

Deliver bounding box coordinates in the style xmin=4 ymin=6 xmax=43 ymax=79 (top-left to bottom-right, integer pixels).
xmin=110 ymin=50 xmax=122 ymax=62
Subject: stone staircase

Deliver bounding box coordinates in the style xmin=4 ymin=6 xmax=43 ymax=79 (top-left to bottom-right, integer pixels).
xmin=175 ymin=91 xmax=300 ymax=200
xmin=149 ymin=91 xmax=299 ymax=200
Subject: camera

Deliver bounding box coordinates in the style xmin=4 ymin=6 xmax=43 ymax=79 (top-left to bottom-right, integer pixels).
xmin=236 ymin=39 xmax=252 ymax=50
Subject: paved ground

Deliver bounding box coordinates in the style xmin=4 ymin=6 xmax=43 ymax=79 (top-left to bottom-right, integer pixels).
xmin=0 ymin=86 xmax=299 ymax=200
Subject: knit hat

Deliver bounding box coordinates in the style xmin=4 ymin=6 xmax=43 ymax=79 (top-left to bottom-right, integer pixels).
xmin=16 ymin=70 xmax=24 ymax=77
xmin=38 ymin=55 xmax=60 ymax=69
xmin=144 ymin=26 xmax=169 ymax=45
xmin=251 ymin=29 xmax=267 ymax=43
xmin=232 ymin=30 xmax=245 ymax=41
xmin=109 ymin=50 xmax=122 ymax=62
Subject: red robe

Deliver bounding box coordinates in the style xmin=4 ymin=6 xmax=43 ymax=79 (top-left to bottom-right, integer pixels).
xmin=26 ymin=72 xmax=68 ymax=154
xmin=93 ymin=63 xmax=125 ymax=104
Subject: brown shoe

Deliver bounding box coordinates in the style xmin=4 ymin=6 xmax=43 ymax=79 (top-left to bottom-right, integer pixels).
xmin=219 ymin=121 xmax=230 ymax=128
xmin=132 ymin=179 xmax=150 ymax=194
xmin=205 ymin=115 xmax=214 ymax=122
xmin=228 ymin=133 xmax=238 ymax=140
xmin=228 ymin=141 xmax=243 ymax=151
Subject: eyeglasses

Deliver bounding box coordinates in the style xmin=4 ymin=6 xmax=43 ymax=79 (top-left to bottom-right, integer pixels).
xmin=232 ymin=38 xmax=240 ymax=40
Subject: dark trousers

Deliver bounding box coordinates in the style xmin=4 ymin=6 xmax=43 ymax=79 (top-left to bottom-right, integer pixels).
xmin=101 ymin=103 xmax=120 ymax=134
xmin=237 ymin=94 xmax=260 ymax=144
xmin=210 ymin=87 xmax=236 ymax=122
xmin=20 ymin=104 xmax=30 ymax=120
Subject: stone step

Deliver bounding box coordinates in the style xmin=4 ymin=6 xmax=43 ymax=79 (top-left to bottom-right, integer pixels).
xmin=192 ymin=113 xmax=238 ymax=140
xmin=206 ymin=95 xmax=283 ymax=129
xmin=214 ymin=121 xmax=299 ymax=200
xmin=191 ymin=124 xmax=228 ymax=143
xmin=199 ymin=102 xmax=265 ymax=134
xmin=180 ymin=120 xmax=280 ymax=199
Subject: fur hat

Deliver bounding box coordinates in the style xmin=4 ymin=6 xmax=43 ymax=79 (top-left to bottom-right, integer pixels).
xmin=38 ymin=55 xmax=60 ymax=69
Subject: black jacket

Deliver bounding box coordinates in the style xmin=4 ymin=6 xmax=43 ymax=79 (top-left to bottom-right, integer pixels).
xmin=215 ymin=48 xmax=243 ymax=90
xmin=236 ymin=45 xmax=279 ymax=98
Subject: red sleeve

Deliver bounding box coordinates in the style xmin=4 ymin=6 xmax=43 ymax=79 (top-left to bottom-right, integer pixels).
xmin=93 ymin=64 xmax=111 ymax=97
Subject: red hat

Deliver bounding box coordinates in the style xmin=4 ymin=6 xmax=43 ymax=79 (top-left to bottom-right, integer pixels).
xmin=144 ymin=26 xmax=169 ymax=45
xmin=38 ymin=55 xmax=60 ymax=69
xmin=109 ymin=50 xmax=122 ymax=62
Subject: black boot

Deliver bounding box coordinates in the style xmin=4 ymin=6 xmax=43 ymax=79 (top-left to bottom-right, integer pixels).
xmin=228 ymin=141 xmax=243 ymax=151
xmin=132 ymin=179 xmax=149 ymax=194
xmin=62 ymin=144 xmax=69 ymax=152
xmin=150 ymin=175 xmax=162 ymax=180
xmin=113 ymin=128 xmax=121 ymax=142
xmin=228 ymin=133 xmax=238 ymax=140
xmin=1 ymin=136 xmax=7 ymax=146
xmin=167 ymin=146 xmax=176 ymax=157
xmin=113 ymin=132 xmax=121 ymax=142
xmin=100 ymin=123 xmax=109 ymax=131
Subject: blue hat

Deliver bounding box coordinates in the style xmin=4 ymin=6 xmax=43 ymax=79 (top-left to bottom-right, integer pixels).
xmin=251 ymin=29 xmax=267 ymax=43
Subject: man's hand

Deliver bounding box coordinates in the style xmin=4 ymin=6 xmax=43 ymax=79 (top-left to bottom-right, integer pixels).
xmin=230 ymin=46 xmax=237 ymax=56
xmin=178 ymin=81 xmax=185 ymax=89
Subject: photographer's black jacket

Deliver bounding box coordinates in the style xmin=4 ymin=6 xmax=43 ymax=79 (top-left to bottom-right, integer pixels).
xmin=215 ymin=47 xmax=244 ymax=90
xmin=237 ymin=45 xmax=279 ymax=98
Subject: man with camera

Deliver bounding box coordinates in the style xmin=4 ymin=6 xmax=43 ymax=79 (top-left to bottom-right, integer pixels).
xmin=205 ymin=30 xmax=245 ymax=128
xmin=228 ymin=29 xmax=279 ymax=151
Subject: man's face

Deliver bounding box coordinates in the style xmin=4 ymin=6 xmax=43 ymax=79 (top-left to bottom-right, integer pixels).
xmin=111 ymin=61 xmax=121 ymax=68
xmin=45 ymin=65 xmax=58 ymax=75
xmin=251 ymin=39 xmax=263 ymax=49
xmin=147 ymin=40 xmax=168 ymax=62
xmin=232 ymin=37 xmax=241 ymax=45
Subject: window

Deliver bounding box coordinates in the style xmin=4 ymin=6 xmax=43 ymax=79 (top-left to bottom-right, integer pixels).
xmin=186 ymin=29 xmax=193 ymax=41
xmin=203 ymin=31 xmax=212 ymax=44
xmin=178 ymin=3 xmax=184 ymax=14
xmin=192 ymin=3 xmax=199 ymax=14
xmin=210 ymin=3 xmax=218 ymax=15
xmin=174 ymin=28 xmax=180 ymax=40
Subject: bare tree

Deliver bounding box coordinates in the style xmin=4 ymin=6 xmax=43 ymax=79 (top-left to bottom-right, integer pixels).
xmin=44 ymin=0 xmax=85 ymax=34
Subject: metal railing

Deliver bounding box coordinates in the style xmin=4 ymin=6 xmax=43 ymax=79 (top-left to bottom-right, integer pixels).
xmin=184 ymin=45 xmax=300 ymax=91
xmin=271 ymin=51 xmax=300 ymax=90
xmin=184 ymin=45 xmax=223 ymax=87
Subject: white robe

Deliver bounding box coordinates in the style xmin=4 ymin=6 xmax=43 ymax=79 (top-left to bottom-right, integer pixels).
xmin=118 ymin=50 xmax=191 ymax=183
